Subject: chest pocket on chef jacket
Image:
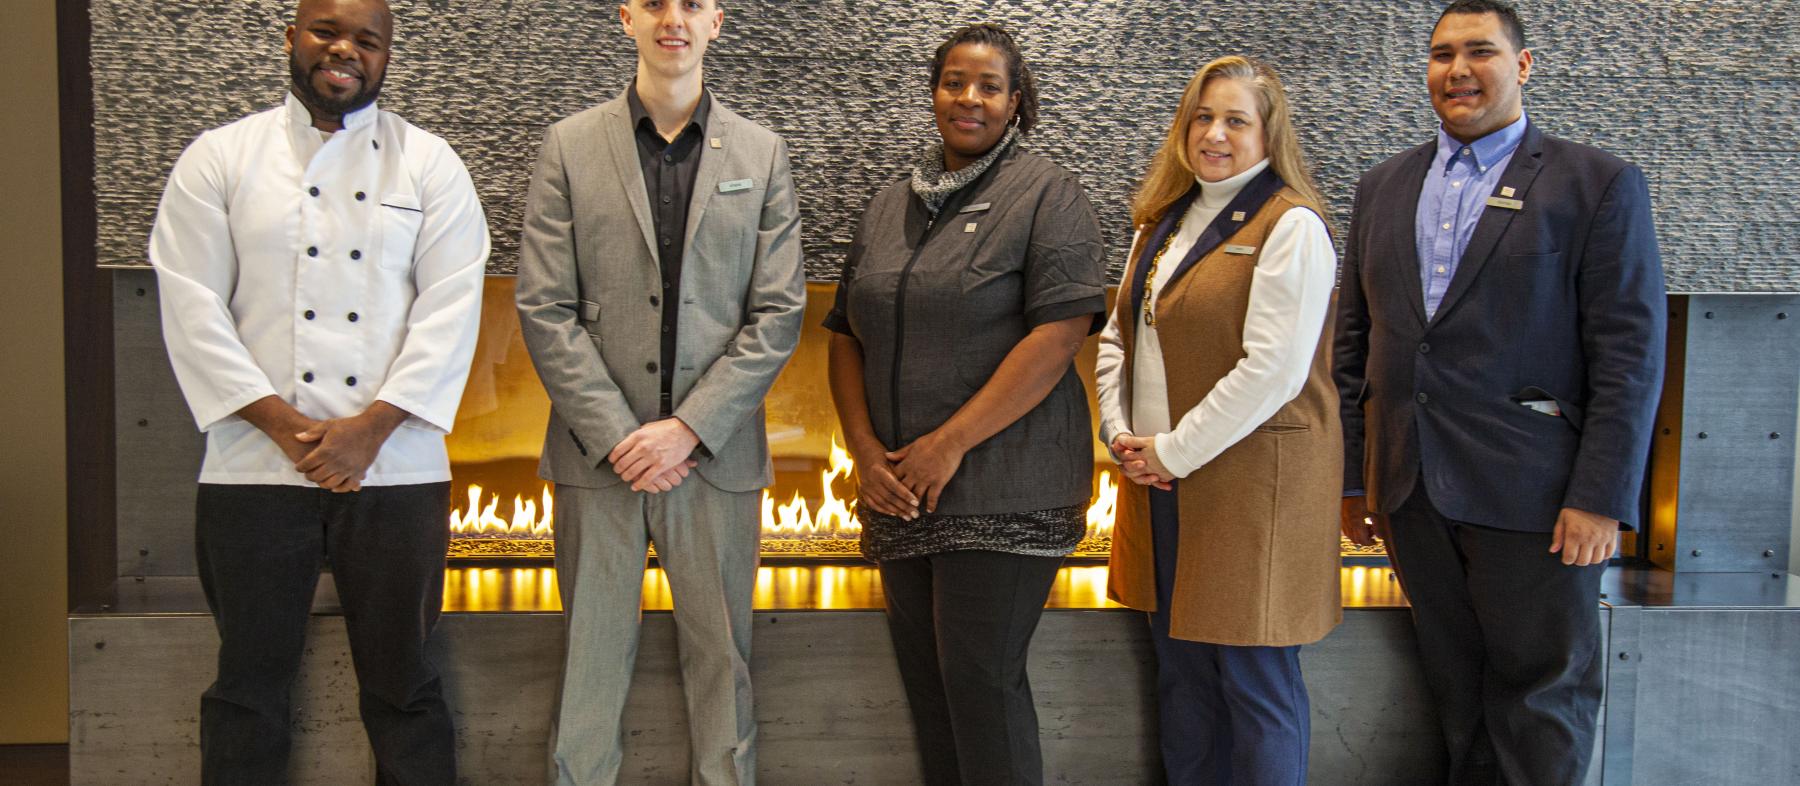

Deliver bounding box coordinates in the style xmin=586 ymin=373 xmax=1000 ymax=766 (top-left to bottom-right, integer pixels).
xmin=378 ymin=194 xmax=424 ymax=272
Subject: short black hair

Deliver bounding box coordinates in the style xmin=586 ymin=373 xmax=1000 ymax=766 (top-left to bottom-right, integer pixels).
xmin=928 ymin=23 xmax=1039 ymax=134
xmin=1438 ymin=0 xmax=1526 ymax=52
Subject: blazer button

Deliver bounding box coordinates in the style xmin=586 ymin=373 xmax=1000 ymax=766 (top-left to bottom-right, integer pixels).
xmin=304 ymin=309 xmax=315 ymax=320
xmin=649 ymin=295 xmax=660 ymax=307
xmin=346 ymin=376 xmax=358 ymax=387
xmin=302 ymin=371 xmax=315 ymax=383
xmin=646 ymin=361 xmax=658 ymax=374
xmin=1416 ymin=392 xmax=1430 ymax=404
xmin=1418 ymin=342 xmax=1431 ymax=354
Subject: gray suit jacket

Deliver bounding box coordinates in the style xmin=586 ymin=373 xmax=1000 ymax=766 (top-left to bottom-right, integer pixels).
xmin=516 ymin=90 xmax=805 ymax=492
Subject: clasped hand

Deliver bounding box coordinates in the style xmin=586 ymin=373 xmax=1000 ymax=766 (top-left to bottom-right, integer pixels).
xmin=860 ymin=431 xmax=966 ymax=518
xmin=608 ymin=417 xmax=701 ymax=493
xmin=292 ymin=409 xmax=398 ymax=493
xmin=1112 ymin=433 xmax=1173 ymax=491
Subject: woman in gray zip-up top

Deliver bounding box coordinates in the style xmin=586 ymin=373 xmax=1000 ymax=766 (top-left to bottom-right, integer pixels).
xmin=824 ymin=23 xmax=1107 ymax=786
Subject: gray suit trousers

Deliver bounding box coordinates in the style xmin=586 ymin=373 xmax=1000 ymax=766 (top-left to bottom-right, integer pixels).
xmin=549 ymin=477 xmax=761 ymax=786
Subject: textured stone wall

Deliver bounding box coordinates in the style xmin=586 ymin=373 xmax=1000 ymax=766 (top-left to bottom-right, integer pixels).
xmin=91 ymin=0 xmax=1798 ymax=291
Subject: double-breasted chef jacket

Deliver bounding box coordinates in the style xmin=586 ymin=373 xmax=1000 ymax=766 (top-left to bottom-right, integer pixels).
xmin=824 ymin=145 xmax=1108 ymax=517
xmin=150 ymin=93 xmax=491 ymax=486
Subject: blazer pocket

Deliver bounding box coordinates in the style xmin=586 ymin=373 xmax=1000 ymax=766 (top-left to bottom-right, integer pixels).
xmin=578 ymin=299 xmax=601 ymax=325
xmin=1508 ymin=250 xmax=1563 ymax=265
xmin=1512 ymin=385 xmax=1584 ymax=430
xmin=378 ymin=194 xmax=424 ymax=271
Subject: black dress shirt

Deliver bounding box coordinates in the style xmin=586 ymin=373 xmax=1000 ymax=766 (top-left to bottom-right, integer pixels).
xmin=627 ymin=83 xmax=711 ymax=417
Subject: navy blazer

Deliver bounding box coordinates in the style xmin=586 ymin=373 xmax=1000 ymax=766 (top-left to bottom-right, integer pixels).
xmin=1333 ymin=122 xmax=1666 ymax=532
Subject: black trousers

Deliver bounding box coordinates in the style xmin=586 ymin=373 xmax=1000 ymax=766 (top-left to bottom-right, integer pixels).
xmin=878 ymin=550 xmax=1065 ymax=786
xmin=195 ymin=483 xmax=455 ymax=786
xmin=1385 ymin=482 xmax=1605 ymax=786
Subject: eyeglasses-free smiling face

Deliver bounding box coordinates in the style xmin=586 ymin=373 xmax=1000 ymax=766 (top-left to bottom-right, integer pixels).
xmin=932 ymin=42 xmax=1021 ymax=172
xmin=621 ymin=0 xmax=722 ymax=80
xmin=285 ymin=0 xmax=392 ymax=130
xmin=1185 ymin=77 xmax=1266 ymax=183
xmin=1429 ymin=11 xmax=1532 ymax=144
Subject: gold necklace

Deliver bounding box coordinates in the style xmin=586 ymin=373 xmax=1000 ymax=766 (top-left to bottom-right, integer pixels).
xmin=1140 ymin=212 xmax=1187 ymax=328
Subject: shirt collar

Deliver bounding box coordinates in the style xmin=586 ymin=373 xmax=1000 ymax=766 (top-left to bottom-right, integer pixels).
xmin=284 ymin=89 xmax=380 ymax=134
xmin=1435 ymin=111 xmax=1528 ymax=172
xmin=627 ymin=80 xmax=712 ymax=138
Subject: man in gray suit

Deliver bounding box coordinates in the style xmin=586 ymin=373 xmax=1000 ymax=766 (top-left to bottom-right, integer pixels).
xmin=514 ymin=1 xmax=804 ymax=783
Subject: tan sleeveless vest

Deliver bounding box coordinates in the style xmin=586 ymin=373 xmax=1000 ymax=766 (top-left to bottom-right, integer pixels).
xmin=1106 ymin=186 xmax=1344 ymax=646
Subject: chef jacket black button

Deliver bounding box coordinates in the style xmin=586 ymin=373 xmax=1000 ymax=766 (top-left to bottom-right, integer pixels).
xmin=350 ymin=250 xmax=362 ymax=260
xmin=355 ymin=191 xmax=366 ymax=201
xmin=347 ymin=312 xmax=359 ymax=322
xmin=1416 ymin=392 xmax=1430 ymax=404
xmin=661 ymin=195 xmax=671 ymax=204
xmin=1418 ymin=342 xmax=1431 ymax=354
xmin=660 ymin=236 xmax=671 ymax=247
xmin=307 ymin=246 xmax=319 ymax=257
xmin=663 ymin=154 xmax=673 ymax=163
xmin=346 ymin=376 xmax=358 ymax=387
xmin=372 ymin=140 xmax=380 ymax=149
xmin=662 ymin=281 xmax=670 ymax=289
xmin=646 ymin=362 xmax=658 ymax=374
xmin=302 ymin=372 xmax=315 ymax=383
xmin=649 ymin=295 xmax=659 ymax=307
xmin=308 ymin=186 xmax=320 ymax=197
xmin=304 ymin=310 xmax=315 ymax=320
xmin=662 ymin=325 xmax=670 ymax=333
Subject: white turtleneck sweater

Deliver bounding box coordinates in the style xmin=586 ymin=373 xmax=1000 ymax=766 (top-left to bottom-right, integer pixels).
xmin=1095 ymin=159 xmax=1336 ymax=479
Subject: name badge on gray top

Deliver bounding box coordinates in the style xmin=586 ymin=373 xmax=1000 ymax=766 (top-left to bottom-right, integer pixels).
xmin=959 ymin=202 xmax=992 ymax=213
xmin=719 ymin=178 xmax=754 ymax=193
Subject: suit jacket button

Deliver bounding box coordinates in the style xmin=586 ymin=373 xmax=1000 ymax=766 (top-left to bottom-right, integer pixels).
xmin=1418 ymin=342 xmax=1431 ymax=354
xmin=646 ymin=361 xmax=658 ymax=374
xmin=1416 ymin=392 xmax=1430 ymax=404
xmin=649 ymin=295 xmax=660 ymax=307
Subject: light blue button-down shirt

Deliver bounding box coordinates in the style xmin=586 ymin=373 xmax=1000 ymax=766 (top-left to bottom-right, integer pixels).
xmin=1415 ymin=113 xmax=1528 ymax=319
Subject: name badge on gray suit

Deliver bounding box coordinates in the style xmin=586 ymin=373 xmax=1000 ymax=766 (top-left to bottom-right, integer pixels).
xmin=719 ymin=178 xmax=754 ymax=193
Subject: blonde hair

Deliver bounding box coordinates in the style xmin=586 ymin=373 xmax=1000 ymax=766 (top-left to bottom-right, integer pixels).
xmin=1130 ymin=56 xmax=1326 ymax=229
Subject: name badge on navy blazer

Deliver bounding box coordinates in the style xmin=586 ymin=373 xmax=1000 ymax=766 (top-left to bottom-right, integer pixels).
xmin=719 ymin=178 xmax=754 ymax=193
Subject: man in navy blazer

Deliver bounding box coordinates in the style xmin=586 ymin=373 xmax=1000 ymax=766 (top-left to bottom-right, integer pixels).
xmin=1334 ymin=1 xmax=1665 ymax=783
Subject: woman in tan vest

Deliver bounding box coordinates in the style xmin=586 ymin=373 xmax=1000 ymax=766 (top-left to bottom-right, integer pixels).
xmin=1095 ymin=55 xmax=1341 ymax=785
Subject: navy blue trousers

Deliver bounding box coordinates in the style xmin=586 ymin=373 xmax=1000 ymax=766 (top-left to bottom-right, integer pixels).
xmin=1149 ymin=487 xmax=1309 ymax=786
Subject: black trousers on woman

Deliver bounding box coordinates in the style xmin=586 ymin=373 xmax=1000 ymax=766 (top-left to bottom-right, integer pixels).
xmin=879 ymin=549 xmax=1065 ymax=786
xmin=194 ymin=482 xmax=456 ymax=786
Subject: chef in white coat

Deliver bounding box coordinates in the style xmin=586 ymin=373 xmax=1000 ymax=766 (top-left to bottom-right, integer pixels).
xmin=148 ymin=0 xmax=487 ymax=781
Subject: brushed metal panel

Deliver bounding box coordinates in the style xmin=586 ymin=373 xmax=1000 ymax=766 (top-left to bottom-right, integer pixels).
xmin=1671 ymin=296 xmax=1800 ymax=571
xmin=87 ymin=0 xmax=1800 ymax=291
xmin=111 ymin=269 xmax=204 ymax=577
xmin=1627 ymin=608 xmax=1800 ymax=785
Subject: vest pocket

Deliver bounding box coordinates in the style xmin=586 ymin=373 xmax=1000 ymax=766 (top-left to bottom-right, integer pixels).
xmin=1253 ymin=422 xmax=1311 ymax=435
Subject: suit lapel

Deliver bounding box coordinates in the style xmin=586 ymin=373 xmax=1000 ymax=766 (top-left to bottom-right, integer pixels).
xmin=682 ymin=95 xmax=731 ymax=256
xmin=1126 ymin=188 xmax=1198 ymax=321
xmin=602 ymin=97 xmax=660 ymax=262
xmin=1430 ymin=123 xmax=1545 ymax=325
xmin=1389 ymin=143 xmax=1434 ymax=327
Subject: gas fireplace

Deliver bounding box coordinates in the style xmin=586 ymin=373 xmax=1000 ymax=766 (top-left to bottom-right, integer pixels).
xmin=445 ymin=278 xmax=1375 ymax=561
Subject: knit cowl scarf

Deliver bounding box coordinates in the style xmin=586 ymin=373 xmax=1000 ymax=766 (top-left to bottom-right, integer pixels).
xmin=909 ymin=126 xmax=1020 ymax=216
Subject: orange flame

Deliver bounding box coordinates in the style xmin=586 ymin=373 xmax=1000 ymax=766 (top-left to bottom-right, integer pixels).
xmin=449 ymin=432 xmax=1116 ymax=542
